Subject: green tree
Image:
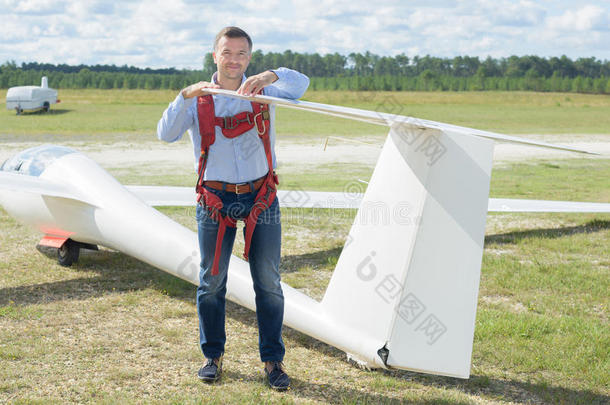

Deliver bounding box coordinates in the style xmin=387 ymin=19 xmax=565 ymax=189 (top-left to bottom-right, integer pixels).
xmin=571 ymin=76 xmax=584 ymax=93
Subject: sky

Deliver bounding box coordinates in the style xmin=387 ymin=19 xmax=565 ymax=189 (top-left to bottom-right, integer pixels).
xmin=1 ymin=0 xmax=609 ymax=69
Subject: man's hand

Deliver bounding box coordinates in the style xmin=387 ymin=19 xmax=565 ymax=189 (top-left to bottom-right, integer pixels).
xmin=181 ymin=81 xmax=220 ymax=99
xmin=237 ymin=71 xmax=278 ymax=96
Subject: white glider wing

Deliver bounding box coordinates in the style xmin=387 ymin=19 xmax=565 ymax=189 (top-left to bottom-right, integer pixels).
xmin=126 ymin=186 xmax=610 ymax=213
xmin=1 ymin=171 xmax=83 ymax=201
xmin=125 ymin=186 xmax=365 ymax=209
xmin=126 ymin=185 xmax=196 ymax=207
xmin=488 ymin=198 xmax=610 ymax=213
xmin=0 ymin=171 xmax=99 ymax=208
xmin=204 ymin=88 xmax=599 ymax=155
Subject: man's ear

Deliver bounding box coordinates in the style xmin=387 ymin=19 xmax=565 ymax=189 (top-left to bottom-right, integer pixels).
xmin=213 ymin=52 xmax=217 ymax=64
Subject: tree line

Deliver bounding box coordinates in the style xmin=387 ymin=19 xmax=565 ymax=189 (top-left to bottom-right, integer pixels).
xmin=1 ymin=53 xmax=609 ymax=94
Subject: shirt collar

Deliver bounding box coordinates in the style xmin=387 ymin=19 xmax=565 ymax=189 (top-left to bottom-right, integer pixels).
xmin=211 ymin=71 xmax=247 ymax=86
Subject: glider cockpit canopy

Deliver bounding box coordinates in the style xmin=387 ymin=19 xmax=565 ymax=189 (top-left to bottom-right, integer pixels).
xmin=1 ymin=145 xmax=76 ymax=177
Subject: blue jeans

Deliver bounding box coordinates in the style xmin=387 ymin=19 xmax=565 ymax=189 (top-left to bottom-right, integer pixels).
xmin=196 ymin=185 xmax=284 ymax=362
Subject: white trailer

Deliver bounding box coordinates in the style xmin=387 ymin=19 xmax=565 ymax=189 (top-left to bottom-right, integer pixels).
xmin=6 ymin=76 xmax=60 ymax=114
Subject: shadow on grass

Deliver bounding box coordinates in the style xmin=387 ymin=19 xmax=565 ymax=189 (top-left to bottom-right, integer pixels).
xmin=13 ymin=108 xmax=72 ymax=116
xmin=0 ymin=248 xmax=195 ymax=306
xmin=45 ymin=108 xmax=72 ymax=115
xmin=485 ymin=219 xmax=610 ymax=245
xmin=1 ymin=248 xmax=608 ymax=404
xmin=383 ymin=369 xmax=609 ymax=405
xmin=280 ymin=246 xmax=342 ymax=273
xmin=218 ymin=367 xmax=474 ymax=404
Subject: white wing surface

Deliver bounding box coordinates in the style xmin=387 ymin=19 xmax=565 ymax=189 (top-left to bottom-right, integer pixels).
xmin=0 ymin=171 xmax=98 ymax=207
xmin=203 ymin=88 xmax=599 ymax=155
xmin=488 ymin=198 xmax=610 ymax=213
xmin=126 ymin=185 xmax=610 ymax=213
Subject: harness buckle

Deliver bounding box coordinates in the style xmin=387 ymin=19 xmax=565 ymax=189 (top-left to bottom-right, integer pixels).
xmin=223 ymin=114 xmax=253 ymax=130
xmin=224 ymin=116 xmax=238 ymax=130
xmin=253 ymin=111 xmax=268 ymax=136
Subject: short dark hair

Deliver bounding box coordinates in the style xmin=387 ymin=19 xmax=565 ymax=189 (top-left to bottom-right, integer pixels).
xmin=214 ymin=26 xmax=252 ymax=52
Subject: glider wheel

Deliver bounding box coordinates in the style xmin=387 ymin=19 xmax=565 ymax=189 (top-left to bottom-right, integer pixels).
xmin=42 ymin=102 xmax=50 ymax=113
xmin=58 ymin=240 xmax=80 ymax=267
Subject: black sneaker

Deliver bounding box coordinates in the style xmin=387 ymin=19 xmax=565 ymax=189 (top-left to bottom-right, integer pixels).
xmin=198 ymin=356 xmax=222 ymax=382
xmin=265 ymin=361 xmax=290 ymax=391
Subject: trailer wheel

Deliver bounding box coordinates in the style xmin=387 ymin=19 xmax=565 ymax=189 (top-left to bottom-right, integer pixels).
xmin=42 ymin=102 xmax=50 ymax=113
xmin=58 ymin=240 xmax=80 ymax=267
xmin=15 ymin=107 xmax=22 ymax=115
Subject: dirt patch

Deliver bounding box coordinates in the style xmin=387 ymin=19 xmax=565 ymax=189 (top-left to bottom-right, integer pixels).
xmin=480 ymin=295 xmax=528 ymax=314
xmin=1 ymin=134 xmax=607 ymax=173
xmin=493 ymin=141 xmax=610 ymax=162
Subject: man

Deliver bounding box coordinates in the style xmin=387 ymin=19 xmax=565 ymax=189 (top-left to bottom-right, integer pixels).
xmin=157 ymin=26 xmax=309 ymax=391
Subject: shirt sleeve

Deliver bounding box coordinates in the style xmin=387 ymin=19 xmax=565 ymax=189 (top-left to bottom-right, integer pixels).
xmin=263 ymin=67 xmax=310 ymax=99
xmin=157 ymin=92 xmax=196 ymax=143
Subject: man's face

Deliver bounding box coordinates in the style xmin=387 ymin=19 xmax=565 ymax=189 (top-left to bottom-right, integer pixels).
xmin=213 ymin=36 xmax=251 ymax=81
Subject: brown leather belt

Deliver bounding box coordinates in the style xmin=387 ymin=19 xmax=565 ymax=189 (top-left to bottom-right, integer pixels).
xmin=203 ymin=176 xmax=266 ymax=194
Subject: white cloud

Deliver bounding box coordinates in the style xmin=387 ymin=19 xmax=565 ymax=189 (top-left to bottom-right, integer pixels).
xmin=0 ymin=0 xmax=609 ymax=68
xmin=0 ymin=0 xmax=66 ymax=15
xmin=546 ymin=5 xmax=608 ymax=32
xmin=241 ymin=0 xmax=281 ymax=12
xmin=476 ymin=0 xmax=546 ymax=27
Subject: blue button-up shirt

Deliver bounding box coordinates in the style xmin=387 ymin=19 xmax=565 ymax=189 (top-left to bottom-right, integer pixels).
xmin=157 ymin=67 xmax=310 ymax=183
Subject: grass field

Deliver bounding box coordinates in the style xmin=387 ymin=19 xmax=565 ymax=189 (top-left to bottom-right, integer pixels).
xmin=1 ymin=89 xmax=610 ymax=140
xmin=0 ymin=89 xmax=609 ymax=404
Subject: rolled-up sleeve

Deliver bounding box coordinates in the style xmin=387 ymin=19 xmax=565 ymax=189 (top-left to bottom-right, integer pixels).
xmin=157 ymin=93 xmax=195 ymax=142
xmin=265 ymin=67 xmax=310 ymax=99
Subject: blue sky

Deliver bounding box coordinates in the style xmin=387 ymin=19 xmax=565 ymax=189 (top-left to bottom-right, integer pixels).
xmin=1 ymin=0 xmax=609 ymax=69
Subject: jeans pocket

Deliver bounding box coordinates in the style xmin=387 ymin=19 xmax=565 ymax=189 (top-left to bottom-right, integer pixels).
xmin=257 ymin=196 xmax=281 ymax=225
xmin=196 ymin=204 xmax=205 ymax=222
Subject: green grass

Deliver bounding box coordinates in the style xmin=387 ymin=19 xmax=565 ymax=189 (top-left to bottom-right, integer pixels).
xmin=0 ymin=89 xmax=175 ymax=141
xmin=302 ymin=91 xmax=610 ymax=134
xmin=2 ymin=90 xmax=610 ymax=142
xmin=0 ymin=89 xmax=609 ymax=404
xmin=1 ymin=160 xmax=608 ymax=404
xmin=489 ymin=159 xmax=610 ymax=201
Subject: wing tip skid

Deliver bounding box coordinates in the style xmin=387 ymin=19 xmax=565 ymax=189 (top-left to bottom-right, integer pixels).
xmin=38 ymin=235 xmax=69 ymax=248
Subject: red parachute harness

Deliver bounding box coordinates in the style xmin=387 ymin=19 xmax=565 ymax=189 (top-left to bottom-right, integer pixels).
xmin=195 ymin=92 xmax=278 ymax=276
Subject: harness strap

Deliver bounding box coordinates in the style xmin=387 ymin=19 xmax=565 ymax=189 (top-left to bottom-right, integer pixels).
xmin=195 ymin=91 xmax=277 ymax=275
xmin=200 ymin=188 xmax=237 ymax=275
xmin=195 ymin=95 xmax=215 ymax=196
xmin=215 ymin=111 xmax=256 ymax=138
xmin=242 ymin=101 xmax=277 ymax=261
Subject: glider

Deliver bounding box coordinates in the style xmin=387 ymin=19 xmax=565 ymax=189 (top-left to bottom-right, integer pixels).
xmin=0 ymin=91 xmax=607 ymax=379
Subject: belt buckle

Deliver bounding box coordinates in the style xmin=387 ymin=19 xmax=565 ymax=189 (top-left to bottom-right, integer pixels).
xmin=234 ymin=182 xmax=249 ymax=194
